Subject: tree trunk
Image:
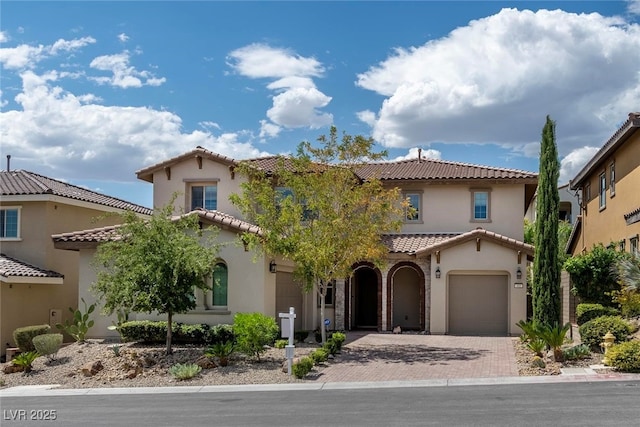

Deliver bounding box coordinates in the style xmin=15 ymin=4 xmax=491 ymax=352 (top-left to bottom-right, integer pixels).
xmin=166 ymin=311 xmax=173 ymax=355
xmin=320 ymin=290 xmax=326 ymax=344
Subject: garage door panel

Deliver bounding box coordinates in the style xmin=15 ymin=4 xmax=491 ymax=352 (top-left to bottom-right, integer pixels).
xmin=449 ymin=275 xmax=508 ymax=336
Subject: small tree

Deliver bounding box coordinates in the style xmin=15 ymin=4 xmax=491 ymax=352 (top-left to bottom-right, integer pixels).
xmin=92 ymin=201 xmax=219 ymax=354
xmin=532 ymin=116 xmax=561 ymax=326
xmin=231 ymin=127 xmax=406 ymax=343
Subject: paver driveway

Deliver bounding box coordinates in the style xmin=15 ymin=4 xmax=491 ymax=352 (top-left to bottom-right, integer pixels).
xmin=312 ymin=332 xmax=519 ymax=383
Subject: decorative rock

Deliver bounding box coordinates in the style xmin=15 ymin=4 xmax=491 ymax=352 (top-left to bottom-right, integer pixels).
xmin=3 ymin=364 xmax=24 ymax=374
xmin=393 ymin=326 xmax=402 ymax=334
xmin=81 ymin=360 xmax=104 ymax=377
xmin=195 ymin=355 xmax=217 ymax=369
xmin=126 ymin=365 xmax=143 ymax=379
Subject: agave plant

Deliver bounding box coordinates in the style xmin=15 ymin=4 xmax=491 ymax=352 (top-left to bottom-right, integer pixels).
xmin=205 ymin=341 xmax=234 ymax=367
xmin=12 ymin=351 xmax=40 ymax=373
xmin=527 ymin=338 xmax=546 ymax=358
xmin=614 ymin=251 xmax=640 ymax=293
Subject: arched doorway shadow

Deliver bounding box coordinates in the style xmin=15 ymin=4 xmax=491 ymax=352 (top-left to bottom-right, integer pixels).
xmin=387 ymin=262 xmax=425 ymax=331
xmin=347 ymin=262 xmax=382 ymax=330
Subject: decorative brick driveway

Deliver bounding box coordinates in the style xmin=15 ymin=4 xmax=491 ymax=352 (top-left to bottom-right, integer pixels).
xmin=312 ymin=332 xmax=519 ymax=383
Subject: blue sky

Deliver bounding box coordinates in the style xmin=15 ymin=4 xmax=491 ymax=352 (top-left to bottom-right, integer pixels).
xmin=1 ymin=1 xmax=639 ymax=208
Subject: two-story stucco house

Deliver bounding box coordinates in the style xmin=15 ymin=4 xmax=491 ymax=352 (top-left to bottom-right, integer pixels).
xmin=54 ymin=147 xmax=537 ymax=338
xmin=0 ymin=167 xmax=152 ymax=358
xmin=567 ymin=112 xmax=640 ymax=256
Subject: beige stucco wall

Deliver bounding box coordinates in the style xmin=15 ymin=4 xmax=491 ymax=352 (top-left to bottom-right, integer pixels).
xmin=80 ymin=228 xmax=277 ymax=338
xmin=150 ymin=158 xmax=244 ymax=217
xmin=429 ymin=239 xmax=526 ymax=336
xmin=575 ymin=133 xmax=640 ymax=253
xmin=399 ymin=183 xmax=526 ymax=239
xmin=0 ymin=198 xmax=130 ymax=355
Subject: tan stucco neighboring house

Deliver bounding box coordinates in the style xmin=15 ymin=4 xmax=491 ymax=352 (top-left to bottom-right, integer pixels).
xmin=0 ymin=169 xmax=152 ymax=358
xmin=567 ymin=112 xmax=640 ymax=255
xmin=55 ymin=146 xmax=537 ymax=338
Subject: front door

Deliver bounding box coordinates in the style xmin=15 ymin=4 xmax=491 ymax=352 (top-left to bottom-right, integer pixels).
xmin=353 ymin=267 xmax=379 ymax=329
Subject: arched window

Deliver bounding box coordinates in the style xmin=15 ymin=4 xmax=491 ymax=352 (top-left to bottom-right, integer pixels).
xmin=212 ymin=262 xmax=228 ymax=308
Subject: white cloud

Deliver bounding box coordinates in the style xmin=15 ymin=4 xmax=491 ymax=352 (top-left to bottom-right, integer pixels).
xmin=0 ymin=36 xmax=96 ymax=70
xmin=0 ymin=70 xmax=269 ymax=182
xmin=355 ymin=8 xmax=640 ymax=160
xmin=559 ymin=146 xmax=600 ymax=185
xmin=628 ymin=0 xmax=640 ymax=15
xmin=0 ymin=31 xmax=8 ymax=43
xmin=391 ymin=147 xmax=442 ymax=162
xmin=118 ymin=33 xmax=129 ymax=43
xmin=228 ymin=43 xmax=333 ymax=134
xmin=89 ymin=51 xmax=166 ymax=88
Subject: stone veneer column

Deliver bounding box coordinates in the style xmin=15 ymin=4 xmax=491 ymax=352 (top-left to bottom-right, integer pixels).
xmin=380 ymin=262 xmax=392 ymax=331
xmin=415 ymin=257 xmax=431 ymax=333
xmin=334 ymin=278 xmax=345 ymax=330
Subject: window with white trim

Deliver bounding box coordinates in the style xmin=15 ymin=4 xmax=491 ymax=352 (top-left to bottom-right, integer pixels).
xmin=317 ymin=280 xmax=334 ymax=307
xmin=609 ymin=162 xmax=616 ymax=196
xmin=471 ymin=189 xmax=491 ymax=222
xmin=0 ymin=207 xmax=20 ymax=239
xmin=190 ymin=184 xmax=217 ymax=211
xmin=599 ymin=172 xmax=606 ymax=209
xmin=631 ymin=235 xmax=639 ymax=254
xmin=403 ymin=192 xmax=422 ymax=222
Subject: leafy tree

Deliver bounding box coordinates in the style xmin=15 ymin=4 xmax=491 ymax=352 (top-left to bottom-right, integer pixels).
xmin=564 ymin=243 xmax=623 ymax=306
xmin=231 ymin=127 xmax=406 ymax=343
xmin=532 ymin=116 xmax=561 ymax=326
xmin=92 ymin=202 xmax=219 ymax=354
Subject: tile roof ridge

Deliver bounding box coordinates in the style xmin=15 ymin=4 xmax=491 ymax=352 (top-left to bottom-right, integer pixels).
xmin=52 ymin=223 xmax=122 ymax=239
xmin=369 ymin=157 xmax=537 ymax=175
xmin=8 ymin=169 xmax=53 ymax=193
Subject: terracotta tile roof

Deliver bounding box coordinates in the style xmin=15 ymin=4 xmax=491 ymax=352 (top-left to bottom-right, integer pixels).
xmin=53 ymin=210 xmax=262 ymax=250
xmin=136 ymin=146 xmax=236 ymax=182
xmin=413 ymin=228 xmax=534 ymax=257
xmin=0 ymin=254 xmax=64 ymax=280
xmin=356 ymin=158 xmax=538 ymax=182
xmin=1 ymin=170 xmax=152 ymax=215
xmin=381 ymin=233 xmax=460 ymax=254
xmin=570 ymin=112 xmax=640 ymax=189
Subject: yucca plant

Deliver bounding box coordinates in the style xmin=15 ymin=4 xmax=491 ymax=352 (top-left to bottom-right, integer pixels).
xmin=516 ymin=319 xmax=543 ymax=342
xmin=205 ymin=341 xmax=234 ymax=367
xmin=539 ymin=322 xmax=571 ymax=362
xmin=527 ymin=338 xmax=546 ymax=358
xmin=168 ymin=363 xmax=202 ymax=380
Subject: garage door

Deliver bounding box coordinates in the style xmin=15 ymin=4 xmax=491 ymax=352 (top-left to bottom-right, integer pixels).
xmin=449 ymin=274 xmax=508 ymax=336
xmin=276 ymin=272 xmax=303 ymax=330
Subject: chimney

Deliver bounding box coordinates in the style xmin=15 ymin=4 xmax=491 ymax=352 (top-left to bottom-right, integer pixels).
xmin=6 ymin=155 xmax=10 ymax=172
xmin=417 ymin=148 xmax=422 ymax=162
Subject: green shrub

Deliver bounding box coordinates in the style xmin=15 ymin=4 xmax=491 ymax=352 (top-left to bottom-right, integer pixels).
xmin=13 ymin=325 xmax=51 ymax=352
xmin=233 ymin=312 xmax=279 ymax=362
xmin=292 ymin=356 xmax=314 ymax=379
xmin=169 ymin=363 xmax=202 ymax=380
xmin=274 ymin=339 xmax=288 ymax=349
xmin=119 ymin=320 xmax=168 ymax=342
xmin=578 ymin=316 xmax=634 ymax=349
xmin=610 ymin=290 xmax=640 ymax=318
xmin=606 ymin=340 xmax=640 ymax=372
xmin=11 ymin=351 xmax=39 ymax=373
xmin=55 ymin=298 xmax=96 ymax=342
xmin=330 ymin=332 xmax=346 ymax=350
xmin=208 ymin=324 xmax=236 ymax=345
xmin=294 ymin=330 xmax=309 ymax=343
xmin=576 ymin=303 xmax=619 ymax=325
xmin=310 ymin=348 xmax=329 ymax=364
xmin=119 ymin=321 xmax=236 ymax=345
xmin=323 ymin=338 xmax=339 ymax=355
xmin=31 ymin=333 xmax=63 ymax=361
xmin=562 ymin=344 xmax=591 ymax=361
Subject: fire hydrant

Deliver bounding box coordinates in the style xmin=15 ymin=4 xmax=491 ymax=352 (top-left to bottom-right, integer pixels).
xmin=601 ymin=331 xmax=616 ymax=365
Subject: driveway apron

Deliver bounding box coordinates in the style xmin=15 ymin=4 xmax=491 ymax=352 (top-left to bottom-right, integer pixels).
xmin=312 ymin=333 xmax=518 ymax=383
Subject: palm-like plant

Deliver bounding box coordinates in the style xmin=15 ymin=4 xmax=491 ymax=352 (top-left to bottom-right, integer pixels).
xmin=539 ymin=322 xmax=571 ymax=362
xmin=615 ymin=251 xmax=640 ymax=293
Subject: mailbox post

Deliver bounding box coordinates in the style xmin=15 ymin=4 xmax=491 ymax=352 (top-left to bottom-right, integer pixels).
xmin=279 ymin=307 xmax=296 ymax=375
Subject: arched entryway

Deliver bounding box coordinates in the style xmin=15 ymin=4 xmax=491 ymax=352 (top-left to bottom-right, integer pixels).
xmin=387 ymin=262 xmax=425 ymax=331
xmin=348 ymin=263 xmax=381 ymax=330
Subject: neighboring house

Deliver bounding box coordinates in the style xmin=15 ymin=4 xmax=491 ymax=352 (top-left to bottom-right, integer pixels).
xmin=0 ymin=167 xmax=152 ymax=358
xmin=54 ymin=146 xmax=537 ymax=338
xmin=567 ymin=112 xmax=640 ymax=256
xmin=525 ymin=182 xmax=580 ymax=225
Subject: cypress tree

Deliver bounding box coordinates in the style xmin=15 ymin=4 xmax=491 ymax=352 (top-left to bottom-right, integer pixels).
xmin=532 ymin=116 xmax=561 ymax=326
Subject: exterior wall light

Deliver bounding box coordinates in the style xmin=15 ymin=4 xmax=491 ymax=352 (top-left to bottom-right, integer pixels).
xmin=435 ymin=266 xmax=441 ymax=279
xmin=269 ymin=260 xmax=277 ymax=273
xmin=516 ymin=267 xmax=522 ymax=280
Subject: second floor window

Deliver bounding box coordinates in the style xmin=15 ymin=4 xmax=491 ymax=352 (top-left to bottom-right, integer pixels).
xmin=404 ymin=192 xmax=421 ymax=222
xmin=631 ymin=235 xmax=639 ymax=254
xmin=599 ymin=172 xmax=606 ymax=209
xmin=472 ymin=190 xmax=490 ymax=221
xmin=610 ymin=162 xmax=616 ymax=196
xmin=191 ymin=184 xmax=217 ymax=211
xmin=0 ymin=208 xmax=19 ymax=239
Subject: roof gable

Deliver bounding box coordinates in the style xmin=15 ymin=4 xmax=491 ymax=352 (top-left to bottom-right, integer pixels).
xmin=0 ymin=253 xmax=64 ymax=284
xmin=135 ymin=146 xmax=236 ymax=182
xmin=1 ymin=170 xmax=152 ymax=215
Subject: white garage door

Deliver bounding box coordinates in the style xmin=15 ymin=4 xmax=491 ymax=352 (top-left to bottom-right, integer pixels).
xmin=449 ymin=274 xmax=508 ymax=336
